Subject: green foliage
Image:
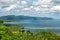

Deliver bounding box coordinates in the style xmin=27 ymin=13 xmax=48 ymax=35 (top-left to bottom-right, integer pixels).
xmin=0 ymin=24 xmax=60 ymax=40
xmin=0 ymin=24 xmax=7 ymax=35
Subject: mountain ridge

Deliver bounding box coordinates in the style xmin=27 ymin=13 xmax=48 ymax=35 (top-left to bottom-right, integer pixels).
xmin=0 ymin=15 xmax=53 ymax=21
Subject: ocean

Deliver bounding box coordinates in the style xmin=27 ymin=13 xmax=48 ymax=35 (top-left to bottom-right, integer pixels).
xmin=4 ymin=19 xmax=60 ymax=33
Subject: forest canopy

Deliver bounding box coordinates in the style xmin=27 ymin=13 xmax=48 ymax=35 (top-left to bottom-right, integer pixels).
xmin=0 ymin=24 xmax=60 ymax=40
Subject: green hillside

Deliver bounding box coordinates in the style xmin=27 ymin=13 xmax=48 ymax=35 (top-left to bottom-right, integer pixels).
xmin=0 ymin=24 xmax=60 ymax=40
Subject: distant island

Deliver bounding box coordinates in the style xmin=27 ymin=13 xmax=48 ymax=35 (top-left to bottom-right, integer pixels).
xmin=0 ymin=15 xmax=53 ymax=21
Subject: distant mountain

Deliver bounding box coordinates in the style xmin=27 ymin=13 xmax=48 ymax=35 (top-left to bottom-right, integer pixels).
xmin=0 ymin=15 xmax=53 ymax=21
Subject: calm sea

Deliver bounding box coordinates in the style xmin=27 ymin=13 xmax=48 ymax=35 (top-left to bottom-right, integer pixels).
xmin=4 ymin=19 xmax=60 ymax=33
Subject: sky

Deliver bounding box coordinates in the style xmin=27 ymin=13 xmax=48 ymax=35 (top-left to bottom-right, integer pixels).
xmin=0 ymin=0 xmax=60 ymax=19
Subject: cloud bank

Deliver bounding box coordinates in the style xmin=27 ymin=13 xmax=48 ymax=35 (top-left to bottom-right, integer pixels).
xmin=0 ymin=0 xmax=60 ymax=19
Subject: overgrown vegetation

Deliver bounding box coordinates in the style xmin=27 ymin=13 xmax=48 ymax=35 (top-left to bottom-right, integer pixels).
xmin=0 ymin=24 xmax=60 ymax=40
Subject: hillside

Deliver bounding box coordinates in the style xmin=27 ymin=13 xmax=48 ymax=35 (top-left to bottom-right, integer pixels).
xmin=0 ymin=15 xmax=53 ymax=21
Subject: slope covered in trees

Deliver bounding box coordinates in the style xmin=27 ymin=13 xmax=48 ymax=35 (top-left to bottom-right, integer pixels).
xmin=0 ymin=24 xmax=60 ymax=40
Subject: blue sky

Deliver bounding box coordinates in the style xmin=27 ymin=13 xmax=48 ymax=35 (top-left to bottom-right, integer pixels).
xmin=0 ymin=0 xmax=60 ymax=19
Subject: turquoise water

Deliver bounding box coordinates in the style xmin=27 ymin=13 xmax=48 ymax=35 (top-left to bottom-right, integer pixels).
xmin=4 ymin=19 xmax=60 ymax=33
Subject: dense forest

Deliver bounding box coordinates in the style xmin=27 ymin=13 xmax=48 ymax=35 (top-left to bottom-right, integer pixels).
xmin=0 ymin=24 xmax=60 ymax=40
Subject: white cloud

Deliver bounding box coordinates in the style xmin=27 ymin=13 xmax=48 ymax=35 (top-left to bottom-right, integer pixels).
xmin=33 ymin=0 xmax=52 ymax=5
xmin=31 ymin=0 xmax=53 ymax=12
xmin=23 ymin=7 xmax=31 ymax=11
xmin=0 ymin=0 xmax=14 ymax=4
xmin=1 ymin=0 xmax=14 ymax=2
xmin=51 ymin=5 xmax=60 ymax=11
xmin=33 ymin=7 xmax=40 ymax=11
xmin=21 ymin=1 xmax=27 ymax=5
xmin=41 ymin=5 xmax=49 ymax=8
xmin=4 ymin=4 xmax=17 ymax=12
xmin=30 ymin=6 xmax=34 ymax=8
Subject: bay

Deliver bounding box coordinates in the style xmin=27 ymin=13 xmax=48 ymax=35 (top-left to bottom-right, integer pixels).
xmin=4 ymin=19 xmax=60 ymax=33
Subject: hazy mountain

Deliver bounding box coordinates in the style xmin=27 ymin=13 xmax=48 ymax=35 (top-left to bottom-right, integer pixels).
xmin=0 ymin=15 xmax=53 ymax=21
